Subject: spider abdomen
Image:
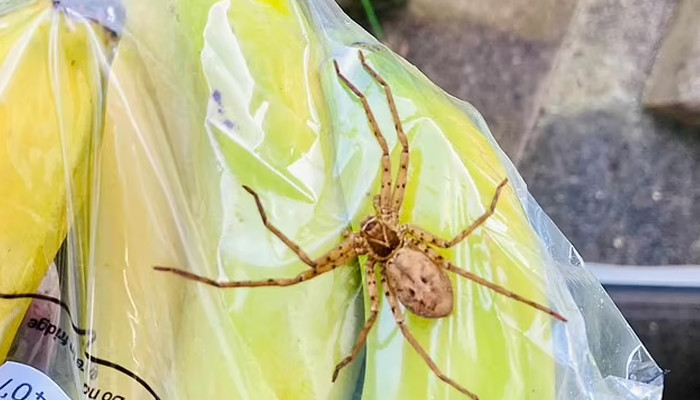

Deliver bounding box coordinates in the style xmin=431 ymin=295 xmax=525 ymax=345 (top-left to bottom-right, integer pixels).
xmin=385 ymin=248 xmax=453 ymax=318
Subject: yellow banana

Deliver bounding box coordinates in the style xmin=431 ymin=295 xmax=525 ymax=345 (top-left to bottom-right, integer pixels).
xmin=0 ymin=1 xmax=112 ymax=360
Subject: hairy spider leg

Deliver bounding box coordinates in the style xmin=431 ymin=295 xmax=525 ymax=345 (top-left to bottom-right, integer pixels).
xmin=154 ymin=234 xmax=363 ymax=288
xmin=155 ymin=183 xmax=367 ymax=286
xmin=382 ymin=274 xmax=479 ymax=399
xmin=244 ymin=184 xmax=369 ymax=270
xmin=332 ymin=259 xmax=380 ymax=381
xmin=243 ymin=185 xmax=317 ymax=268
xmin=406 ymin=178 xmax=509 ymax=249
xmin=358 ymin=50 xmax=410 ymax=219
xmin=334 ymin=59 xmax=393 ymax=215
xmin=411 ymin=240 xmax=567 ymax=322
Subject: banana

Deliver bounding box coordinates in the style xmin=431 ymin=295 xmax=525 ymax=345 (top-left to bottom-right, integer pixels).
xmin=85 ymin=1 xmax=211 ymax=397
xmin=0 ymin=1 xmax=113 ymax=361
xmin=87 ymin=74 xmax=188 ymax=399
xmin=171 ymin=1 xmax=363 ymax=398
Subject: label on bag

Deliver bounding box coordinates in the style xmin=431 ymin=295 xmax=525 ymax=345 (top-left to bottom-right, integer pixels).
xmin=0 ymin=362 xmax=70 ymax=400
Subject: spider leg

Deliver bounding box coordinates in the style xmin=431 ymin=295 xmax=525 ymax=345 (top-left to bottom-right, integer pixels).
xmin=243 ymin=185 xmax=317 ymax=268
xmin=381 ymin=274 xmax=479 ymax=400
xmin=154 ymin=250 xmax=356 ymax=288
xmin=334 ymin=59 xmax=392 ymax=212
xmin=358 ymin=50 xmax=410 ymax=218
xmin=332 ymin=259 xmax=379 ymax=382
xmin=410 ymin=240 xmax=567 ymax=322
xmin=154 ymin=236 xmax=364 ymax=288
xmin=406 ymin=179 xmax=509 ymax=248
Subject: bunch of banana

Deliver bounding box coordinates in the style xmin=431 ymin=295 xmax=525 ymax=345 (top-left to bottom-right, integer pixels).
xmin=0 ymin=0 xmax=114 ymax=360
xmin=89 ymin=1 xmax=561 ymax=399
xmin=2 ymin=1 xmax=562 ymax=400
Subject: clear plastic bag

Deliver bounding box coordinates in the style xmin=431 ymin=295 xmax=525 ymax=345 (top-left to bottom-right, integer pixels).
xmin=0 ymin=0 xmax=663 ymax=399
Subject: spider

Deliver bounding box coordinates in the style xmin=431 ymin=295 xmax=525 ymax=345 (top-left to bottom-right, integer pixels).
xmin=154 ymin=50 xmax=567 ymax=400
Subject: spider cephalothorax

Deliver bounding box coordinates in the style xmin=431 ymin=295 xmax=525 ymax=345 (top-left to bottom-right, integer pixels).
xmin=154 ymin=49 xmax=566 ymax=400
xmin=360 ymin=216 xmax=401 ymax=259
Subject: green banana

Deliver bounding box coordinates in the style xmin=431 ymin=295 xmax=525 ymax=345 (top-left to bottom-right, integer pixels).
xmin=88 ymin=1 xmax=363 ymax=398
xmin=172 ymin=0 xmax=363 ymax=398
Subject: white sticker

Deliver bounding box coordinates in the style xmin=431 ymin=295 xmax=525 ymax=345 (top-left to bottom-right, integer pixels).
xmin=0 ymin=362 xmax=71 ymax=400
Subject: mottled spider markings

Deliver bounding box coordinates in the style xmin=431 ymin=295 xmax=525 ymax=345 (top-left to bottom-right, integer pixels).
xmin=154 ymin=50 xmax=566 ymax=400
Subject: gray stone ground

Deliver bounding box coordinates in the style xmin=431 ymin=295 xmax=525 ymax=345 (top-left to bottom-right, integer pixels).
xmin=518 ymin=0 xmax=700 ymax=266
xmin=354 ymin=0 xmax=700 ymax=398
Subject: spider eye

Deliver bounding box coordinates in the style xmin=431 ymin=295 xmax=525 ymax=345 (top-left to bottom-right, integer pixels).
xmin=363 ymin=219 xmax=377 ymax=231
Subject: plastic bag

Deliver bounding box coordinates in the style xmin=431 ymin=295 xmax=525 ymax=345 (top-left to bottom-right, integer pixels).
xmin=0 ymin=0 xmax=664 ymax=399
